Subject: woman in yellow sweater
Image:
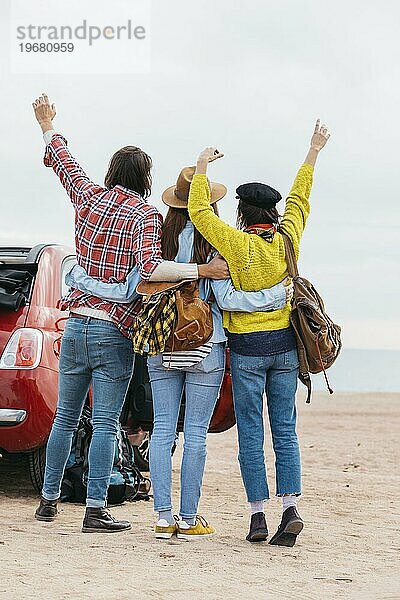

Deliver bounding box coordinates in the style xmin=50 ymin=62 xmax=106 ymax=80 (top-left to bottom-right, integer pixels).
xmin=188 ymin=120 xmax=331 ymax=546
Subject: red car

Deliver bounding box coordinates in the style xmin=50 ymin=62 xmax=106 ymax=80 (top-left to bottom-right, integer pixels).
xmin=0 ymin=244 xmax=235 ymax=490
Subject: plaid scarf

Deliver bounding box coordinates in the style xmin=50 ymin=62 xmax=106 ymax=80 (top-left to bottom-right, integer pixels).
xmin=133 ymin=290 xmax=177 ymax=356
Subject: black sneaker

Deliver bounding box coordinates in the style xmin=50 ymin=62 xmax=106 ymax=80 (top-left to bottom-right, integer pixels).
xmin=269 ymin=506 xmax=304 ymax=547
xmin=82 ymin=507 xmax=131 ymax=533
xmin=246 ymin=512 xmax=268 ymax=543
xmin=35 ymin=497 xmax=58 ymax=522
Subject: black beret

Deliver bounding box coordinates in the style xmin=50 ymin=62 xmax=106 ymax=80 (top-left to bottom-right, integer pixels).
xmin=236 ymin=182 xmax=282 ymax=209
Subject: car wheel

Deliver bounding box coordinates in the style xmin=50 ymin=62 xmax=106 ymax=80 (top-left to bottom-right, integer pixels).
xmin=28 ymin=445 xmax=46 ymax=494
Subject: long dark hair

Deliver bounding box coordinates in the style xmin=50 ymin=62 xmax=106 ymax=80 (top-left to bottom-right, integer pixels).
xmin=104 ymin=146 xmax=152 ymax=199
xmin=236 ymin=200 xmax=280 ymax=230
xmin=161 ymin=206 xmax=218 ymax=263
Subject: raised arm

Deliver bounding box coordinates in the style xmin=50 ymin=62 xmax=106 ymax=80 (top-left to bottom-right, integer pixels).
xmin=280 ymin=119 xmax=331 ymax=257
xmin=188 ymin=148 xmax=251 ymax=265
xmin=32 ymin=93 xmax=103 ymax=209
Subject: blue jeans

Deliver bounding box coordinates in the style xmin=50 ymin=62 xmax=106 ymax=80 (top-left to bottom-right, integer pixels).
xmin=148 ymin=343 xmax=225 ymax=520
xmin=230 ymin=348 xmax=301 ymax=502
xmin=42 ymin=317 xmax=134 ymax=508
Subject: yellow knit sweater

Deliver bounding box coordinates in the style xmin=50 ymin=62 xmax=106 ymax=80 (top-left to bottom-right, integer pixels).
xmin=188 ymin=164 xmax=314 ymax=333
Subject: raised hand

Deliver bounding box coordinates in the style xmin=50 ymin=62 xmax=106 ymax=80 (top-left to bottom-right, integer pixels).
xmin=32 ymin=93 xmax=56 ymax=131
xmin=304 ymin=118 xmax=331 ymax=167
xmin=310 ymin=119 xmax=331 ymax=152
xmin=197 ymin=147 xmax=224 ymax=164
xmin=195 ymin=147 xmax=224 ymax=174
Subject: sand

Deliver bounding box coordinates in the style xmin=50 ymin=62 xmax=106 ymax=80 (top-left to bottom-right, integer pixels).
xmin=0 ymin=392 xmax=399 ymax=600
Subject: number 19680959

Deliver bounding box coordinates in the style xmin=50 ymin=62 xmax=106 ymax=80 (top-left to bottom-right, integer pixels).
xmin=19 ymin=43 xmax=75 ymax=52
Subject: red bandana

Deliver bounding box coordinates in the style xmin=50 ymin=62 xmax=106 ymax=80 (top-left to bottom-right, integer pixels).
xmin=245 ymin=223 xmax=277 ymax=242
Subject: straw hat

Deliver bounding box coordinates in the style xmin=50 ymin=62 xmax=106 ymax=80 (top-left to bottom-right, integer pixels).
xmin=162 ymin=166 xmax=227 ymax=208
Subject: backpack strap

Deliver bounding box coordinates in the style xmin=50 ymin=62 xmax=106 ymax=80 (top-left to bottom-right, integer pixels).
xmin=280 ymin=230 xmax=313 ymax=403
xmin=299 ymin=372 xmax=312 ymax=404
xmin=280 ymin=231 xmax=299 ymax=278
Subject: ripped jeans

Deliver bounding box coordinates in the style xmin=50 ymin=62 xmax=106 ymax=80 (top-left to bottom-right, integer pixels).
xmin=230 ymin=348 xmax=301 ymax=502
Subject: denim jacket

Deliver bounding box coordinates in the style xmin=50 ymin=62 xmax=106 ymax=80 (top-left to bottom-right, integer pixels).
xmin=66 ymin=222 xmax=286 ymax=343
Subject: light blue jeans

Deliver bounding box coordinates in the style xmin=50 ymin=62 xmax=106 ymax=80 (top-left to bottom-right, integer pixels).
xmin=42 ymin=317 xmax=134 ymax=508
xmin=148 ymin=343 xmax=225 ymax=520
xmin=230 ymin=348 xmax=301 ymax=502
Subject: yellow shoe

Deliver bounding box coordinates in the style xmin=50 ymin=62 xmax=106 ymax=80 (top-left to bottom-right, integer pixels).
xmin=177 ymin=516 xmax=215 ymax=540
xmin=154 ymin=518 xmax=178 ymax=539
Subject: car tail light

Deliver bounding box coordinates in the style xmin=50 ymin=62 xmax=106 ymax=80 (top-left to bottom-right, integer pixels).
xmin=0 ymin=328 xmax=43 ymax=370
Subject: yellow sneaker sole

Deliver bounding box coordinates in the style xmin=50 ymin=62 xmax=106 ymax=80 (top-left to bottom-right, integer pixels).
xmin=176 ymin=531 xmax=215 ymax=540
xmin=155 ymin=530 xmax=176 ymax=539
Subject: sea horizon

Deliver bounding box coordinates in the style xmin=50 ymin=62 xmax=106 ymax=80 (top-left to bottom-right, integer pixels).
xmin=312 ymin=348 xmax=400 ymax=394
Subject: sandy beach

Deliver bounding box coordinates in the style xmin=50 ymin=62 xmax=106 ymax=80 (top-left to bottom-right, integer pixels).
xmin=1 ymin=392 xmax=399 ymax=600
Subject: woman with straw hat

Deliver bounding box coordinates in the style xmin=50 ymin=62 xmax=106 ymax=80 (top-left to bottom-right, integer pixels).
xmin=149 ymin=167 xmax=290 ymax=539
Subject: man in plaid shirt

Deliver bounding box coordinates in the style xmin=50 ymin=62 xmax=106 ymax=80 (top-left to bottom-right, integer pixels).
xmin=32 ymin=93 xmax=228 ymax=533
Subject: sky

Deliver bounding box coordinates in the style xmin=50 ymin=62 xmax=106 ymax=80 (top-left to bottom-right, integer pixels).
xmin=0 ymin=0 xmax=399 ymax=351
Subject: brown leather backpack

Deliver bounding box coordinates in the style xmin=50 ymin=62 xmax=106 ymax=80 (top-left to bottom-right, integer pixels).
xmin=136 ymin=279 xmax=213 ymax=352
xmin=281 ymin=232 xmax=342 ymax=403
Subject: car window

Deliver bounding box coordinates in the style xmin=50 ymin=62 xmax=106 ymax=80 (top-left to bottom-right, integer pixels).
xmin=60 ymin=256 xmax=77 ymax=298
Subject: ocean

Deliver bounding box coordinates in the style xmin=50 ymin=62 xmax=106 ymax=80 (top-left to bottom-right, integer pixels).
xmin=312 ymin=349 xmax=400 ymax=393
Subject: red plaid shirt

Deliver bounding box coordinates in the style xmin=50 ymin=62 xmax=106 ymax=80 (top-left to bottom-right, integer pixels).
xmin=44 ymin=134 xmax=163 ymax=338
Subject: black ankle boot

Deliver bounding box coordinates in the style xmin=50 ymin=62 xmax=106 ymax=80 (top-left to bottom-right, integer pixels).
xmin=35 ymin=497 xmax=58 ymax=522
xmin=269 ymin=506 xmax=304 ymax=547
xmin=246 ymin=512 xmax=268 ymax=542
xmin=82 ymin=507 xmax=131 ymax=533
